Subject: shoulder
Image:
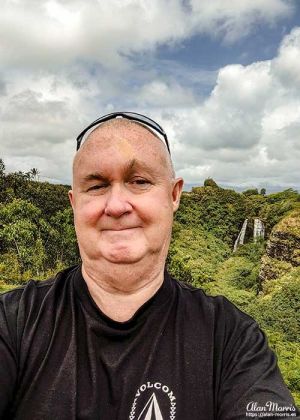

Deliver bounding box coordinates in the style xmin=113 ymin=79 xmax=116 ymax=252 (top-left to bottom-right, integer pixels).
xmin=170 ymin=275 xmax=262 ymax=359
xmin=0 ymin=265 xmax=79 ymax=325
xmin=172 ymin=276 xmax=255 ymax=328
xmin=0 ymin=266 xmax=80 ymax=372
xmin=169 ymin=279 xmax=299 ymax=416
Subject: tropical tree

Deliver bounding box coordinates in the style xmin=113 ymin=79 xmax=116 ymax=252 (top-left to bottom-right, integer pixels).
xmin=30 ymin=168 xmax=40 ymax=181
xmin=0 ymin=199 xmax=46 ymax=277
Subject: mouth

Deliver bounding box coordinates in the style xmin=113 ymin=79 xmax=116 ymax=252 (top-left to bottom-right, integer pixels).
xmin=102 ymin=227 xmax=140 ymax=232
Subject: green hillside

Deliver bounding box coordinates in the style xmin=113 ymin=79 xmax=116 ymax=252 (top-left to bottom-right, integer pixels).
xmin=167 ymin=185 xmax=300 ymax=405
xmin=0 ymin=160 xmax=299 ymax=404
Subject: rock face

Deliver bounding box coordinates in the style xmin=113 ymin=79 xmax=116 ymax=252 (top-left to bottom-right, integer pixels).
xmin=259 ymin=209 xmax=300 ymax=282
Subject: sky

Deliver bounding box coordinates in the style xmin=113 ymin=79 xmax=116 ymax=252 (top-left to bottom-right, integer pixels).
xmin=1 ymin=0 xmax=300 ymax=192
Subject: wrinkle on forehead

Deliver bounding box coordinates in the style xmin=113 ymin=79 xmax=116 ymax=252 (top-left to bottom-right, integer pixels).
xmin=72 ymin=119 xmax=175 ymax=182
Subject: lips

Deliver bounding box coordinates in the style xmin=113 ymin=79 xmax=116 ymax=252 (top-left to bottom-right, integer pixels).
xmin=102 ymin=227 xmax=140 ymax=231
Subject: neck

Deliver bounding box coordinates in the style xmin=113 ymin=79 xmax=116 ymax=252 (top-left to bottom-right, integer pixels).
xmin=81 ymin=260 xmax=165 ymax=322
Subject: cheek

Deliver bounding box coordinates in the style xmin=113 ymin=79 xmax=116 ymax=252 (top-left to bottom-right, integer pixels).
xmin=138 ymin=193 xmax=173 ymax=225
xmin=75 ymin=199 xmax=104 ymax=226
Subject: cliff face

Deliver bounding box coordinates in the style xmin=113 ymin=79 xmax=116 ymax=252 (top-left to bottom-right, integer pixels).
xmin=259 ymin=209 xmax=300 ymax=282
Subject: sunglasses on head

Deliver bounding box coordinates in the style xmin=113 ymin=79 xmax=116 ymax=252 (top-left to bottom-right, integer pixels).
xmin=76 ymin=111 xmax=171 ymax=154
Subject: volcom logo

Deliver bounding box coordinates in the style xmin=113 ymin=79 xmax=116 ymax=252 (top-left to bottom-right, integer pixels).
xmin=128 ymin=381 xmax=176 ymax=419
xmin=137 ymin=393 xmax=163 ymax=420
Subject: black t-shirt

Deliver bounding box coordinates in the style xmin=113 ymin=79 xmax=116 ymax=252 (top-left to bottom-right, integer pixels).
xmin=0 ymin=265 xmax=299 ymax=419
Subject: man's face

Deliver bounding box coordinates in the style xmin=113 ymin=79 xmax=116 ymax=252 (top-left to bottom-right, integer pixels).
xmin=69 ymin=122 xmax=183 ymax=267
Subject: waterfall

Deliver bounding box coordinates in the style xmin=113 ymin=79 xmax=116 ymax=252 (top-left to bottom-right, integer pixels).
xmin=234 ymin=219 xmax=248 ymax=252
xmin=253 ymin=218 xmax=265 ymax=242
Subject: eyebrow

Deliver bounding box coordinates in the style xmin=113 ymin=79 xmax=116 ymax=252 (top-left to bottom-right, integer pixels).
xmin=124 ymin=159 xmax=155 ymax=176
xmin=82 ymin=159 xmax=158 ymax=183
xmin=83 ymin=172 xmax=109 ymax=183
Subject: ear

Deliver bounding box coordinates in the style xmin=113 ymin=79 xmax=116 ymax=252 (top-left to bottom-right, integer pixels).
xmin=68 ymin=189 xmax=75 ymax=209
xmin=172 ymin=177 xmax=184 ymax=212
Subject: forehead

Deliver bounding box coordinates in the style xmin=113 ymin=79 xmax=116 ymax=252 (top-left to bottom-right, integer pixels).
xmin=74 ymin=121 xmax=169 ymax=175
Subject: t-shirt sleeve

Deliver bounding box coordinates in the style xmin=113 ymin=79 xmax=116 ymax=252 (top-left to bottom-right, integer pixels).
xmin=217 ymin=299 xmax=300 ymax=420
xmin=0 ymin=293 xmax=18 ymax=417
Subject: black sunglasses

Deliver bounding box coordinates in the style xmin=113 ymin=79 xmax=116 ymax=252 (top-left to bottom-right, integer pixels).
xmin=76 ymin=111 xmax=171 ymax=154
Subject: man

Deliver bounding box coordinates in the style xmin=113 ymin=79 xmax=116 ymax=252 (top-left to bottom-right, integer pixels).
xmin=0 ymin=112 xmax=299 ymax=419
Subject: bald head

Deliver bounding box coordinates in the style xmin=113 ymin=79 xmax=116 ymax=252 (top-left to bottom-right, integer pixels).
xmin=73 ymin=119 xmax=175 ymax=184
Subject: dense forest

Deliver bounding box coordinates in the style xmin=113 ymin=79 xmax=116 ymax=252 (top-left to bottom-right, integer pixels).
xmin=0 ymin=158 xmax=299 ymax=405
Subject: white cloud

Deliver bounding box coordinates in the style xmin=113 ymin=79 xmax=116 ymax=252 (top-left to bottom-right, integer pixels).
xmin=272 ymin=27 xmax=300 ymax=88
xmin=159 ymin=27 xmax=300 ymax=190
xmin=164 ymin=61 xmax=273 ymax=154
xmin=0 ymin=0 xmax=293 ymax=70
xmin=137 ymin=80 xmax=197 ymax=107
xmin=0 ymin=0 xmax=299 ymax=191
xmin=190 ymin=0 xmax=293 ymax=42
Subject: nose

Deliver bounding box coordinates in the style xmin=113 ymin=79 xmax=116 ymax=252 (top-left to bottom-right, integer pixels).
xmin=104 ymin=184 xmax=133 ymax=218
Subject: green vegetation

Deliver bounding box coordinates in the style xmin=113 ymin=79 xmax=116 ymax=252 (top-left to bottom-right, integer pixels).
xmin=0 ymin=159 xmax=79 ymax=285
xmin=169 ymin=184 xmax=300 ymax=406
xmin=168 ymin=221 xmax=230 ymax=285
xmin=203 ymin=177 xmax=219 ymax=188
xmin=0 ymin=158 xmax=299 ymax=405
xmin=177 ymin=186 xmax=247 ymax=244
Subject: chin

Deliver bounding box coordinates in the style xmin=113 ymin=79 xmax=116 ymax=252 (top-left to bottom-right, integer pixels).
xmin=102 ymin=246 xmax=146 ymax=265
xmin=104 ymin=255 xmax=145 ymax=265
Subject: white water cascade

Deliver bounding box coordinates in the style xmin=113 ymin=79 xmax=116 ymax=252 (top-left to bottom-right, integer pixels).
xmin=234 ymin=219 xmax=248 ymax=252
xmin=253 ymin=218 xmax=265 ymax=242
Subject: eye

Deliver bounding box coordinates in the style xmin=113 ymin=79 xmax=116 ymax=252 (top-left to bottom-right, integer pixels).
xmin=87 ymin=183 xmax=109 ymax=192
xmin=129 ymin=178 xmax=152 ymax=189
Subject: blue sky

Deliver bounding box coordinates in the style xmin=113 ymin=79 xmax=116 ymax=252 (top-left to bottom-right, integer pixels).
xmin=1 ymin=0 xmax=300 ymax=192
